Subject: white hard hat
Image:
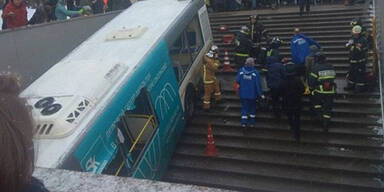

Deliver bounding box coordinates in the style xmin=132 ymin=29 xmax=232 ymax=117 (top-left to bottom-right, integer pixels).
xmin=211 ymin=45 xmax=218 ymax=52
xmin=206 ymin=51 xmax=214 ymax=58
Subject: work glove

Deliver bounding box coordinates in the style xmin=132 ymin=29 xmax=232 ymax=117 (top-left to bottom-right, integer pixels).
xmin=79 ymin=8 xmax=85 ymax=15
xmin=304 ymin=86 xmax=311 ymax=95
xmin=233 ymin=82 xmax=239 ymax=96
xmin=345 ymin=39 xmax=354 ymax=47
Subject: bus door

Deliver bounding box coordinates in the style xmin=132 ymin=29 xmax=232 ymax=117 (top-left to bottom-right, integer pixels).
xmin=103 ymin=88 xmax=158 ymax=177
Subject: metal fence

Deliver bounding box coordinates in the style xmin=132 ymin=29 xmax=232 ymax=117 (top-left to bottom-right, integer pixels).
xmin=374 ymin=0 xmax=384 ymax=127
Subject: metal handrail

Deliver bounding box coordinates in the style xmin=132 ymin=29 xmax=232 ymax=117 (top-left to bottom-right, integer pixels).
xmin=129 ymin=115 xmax=155 ymax=153
xmin=115 ymin=115 xmax=155 ymax=176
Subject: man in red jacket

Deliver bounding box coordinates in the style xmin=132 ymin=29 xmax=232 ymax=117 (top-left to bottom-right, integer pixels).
xmin=2 ymin=0 xmax=27 ymax=29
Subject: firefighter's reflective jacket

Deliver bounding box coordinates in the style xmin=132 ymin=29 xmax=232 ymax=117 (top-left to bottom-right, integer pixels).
xmin=203 ymin=55 xmax=219 ymax=84
xmin=234 ymin=31 xmax=253 ymax=57
xmin=249 ymin=21 xmax=269 ymax=43
xmin=346 ymin=35 xmax=368 ymax=64
xmin=308 ymin=62 xmax=336 ymax=94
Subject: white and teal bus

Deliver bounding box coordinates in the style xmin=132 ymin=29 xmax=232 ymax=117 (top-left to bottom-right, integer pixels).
xmin=21 ymin=0 xmax=212 ymax=179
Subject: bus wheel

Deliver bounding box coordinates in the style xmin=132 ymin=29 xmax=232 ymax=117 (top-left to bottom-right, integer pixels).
xmin=184 ymin=84 xmax=196 ymax=122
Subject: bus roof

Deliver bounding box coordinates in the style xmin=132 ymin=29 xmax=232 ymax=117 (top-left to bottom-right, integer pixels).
xmin=21 ymin=0 xmax=192 ymax=169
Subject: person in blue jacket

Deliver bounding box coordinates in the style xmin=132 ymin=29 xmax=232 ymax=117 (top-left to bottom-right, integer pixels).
xmin=236 ymin=57 xmax=264 ymax=130
xmin=55 ymin=0 xmax=84 ymax=20
xmin=290 ymin=28 xmax=321 ymax=75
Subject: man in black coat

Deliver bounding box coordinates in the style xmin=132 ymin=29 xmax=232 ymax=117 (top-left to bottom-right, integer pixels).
xmin=282 ymin=62 xmax=305 ymax=143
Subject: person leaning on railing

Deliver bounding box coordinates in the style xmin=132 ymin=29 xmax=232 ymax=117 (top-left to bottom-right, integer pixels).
xmin=0 ymin=73 xmax=50 ymax=192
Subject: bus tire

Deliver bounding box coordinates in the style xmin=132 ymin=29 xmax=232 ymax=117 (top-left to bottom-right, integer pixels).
xmin=184 ymin=84 xmax=196 ymax=122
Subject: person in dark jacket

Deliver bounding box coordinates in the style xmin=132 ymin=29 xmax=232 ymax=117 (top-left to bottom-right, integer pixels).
xmin=234 ymin=26 xmax=253 ymax=67
xmin=2 ymin=0 xmax=27 ymax=29
xmin=267 ymin=56 xmax=285 ymax=117
xmin=308 ymin=53 xmax=336 ymax=131
xmin=235 ymin=58 xmax=264 ymax=130
xmin=282 ymin=62 xmax=305 ymax=143
xmin=0 ymin=73 xmax=49 ymax=192
xmin=91 ymin=0 xmax=104 ymax=14
xmin=107 ymin=0 xmax=130 ymax=11
xmin=248 ymin=15 xmax=269 ymax=44
xmin=299 ymin=0 xmax=310 ymax=16
xmin=344 ymin=25 xmax=369 ymax=92
xmin=27 ymin=4 xmax=53 ymax=25
xmin=1 ymin=0 xmax=10 ymax=29
xmin=266 ymin=36 xmax=282 ymax=63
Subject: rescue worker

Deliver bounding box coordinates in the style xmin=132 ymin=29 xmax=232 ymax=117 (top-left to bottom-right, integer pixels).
xmin=282 ymin=62 xmax=305 ymax=143
xmin=266 ymin=56 xmax=285 ymax=118
xmin=344 ymin=25 xmax=369 ymax=92
xmin=202 ymin=45 xmax=222 ymax=111
xmin=249 ymin=15 xmax=269 ymax=63
xmin=290 ymin=28 xmax=321 ymax=76
xmin=350 ymin=17 xmax=373 ymax=50
xmin=308 ymin=53 xmax=336 ymax=131
xmin=266 ymin=36 xmax=282 ymax=64
xmin=235 ymin=58 xmax=264 ymax=129
xmin=234 ymin=26 xmax=253 ymax=67
xmin=248 ymin=15 xmax=269 ymax=44
xmin=305 ymin=45 xmax=320 ymax=81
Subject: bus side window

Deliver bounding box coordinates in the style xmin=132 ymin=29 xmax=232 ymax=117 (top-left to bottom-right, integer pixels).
xmin=186 ymin=16 xmax=204 ymax=60
xmin=170 ymin=31 xmax=192 ymax=84
xmin=170 ymin=16 xmax=204 ymax=85
xmin=103 ymin=88 xmax=158 ymax=177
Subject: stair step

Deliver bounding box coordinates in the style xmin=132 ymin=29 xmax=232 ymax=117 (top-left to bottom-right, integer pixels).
xmin=184 ymin=124 xmax=384 ymax=151
xmin=196 ymin=111 xmax=381 ymax=127
xmin=180 ymin=133 xmax=384 ymax=162
xmin=173 ymin=145 xmax=381 ymax=176
xmin=190 ymin=118 xmax=383 ymax=138
xmin=169 ymin=155 xmax=382 ymax=190
xmin=165 ymin=167 xmax=383 ymax=192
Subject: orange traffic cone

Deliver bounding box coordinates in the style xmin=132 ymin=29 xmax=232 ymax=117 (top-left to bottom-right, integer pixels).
xmin=222 ymin=49 xmax=234 ymax=72
xmin=205 ymin=123 xmax=217 ymax=157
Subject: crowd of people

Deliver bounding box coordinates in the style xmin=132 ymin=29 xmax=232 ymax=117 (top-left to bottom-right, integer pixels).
xmin=1 ymin=0 xmax=132 ymax=30
xmin=202 ymin=14 xmax=372 ymax=143
xmin=206 ymin=0 xmax=367 ymax=13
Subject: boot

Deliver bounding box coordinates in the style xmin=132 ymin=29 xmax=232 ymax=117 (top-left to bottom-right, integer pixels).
xmin=322 ymin=119 xmax=330 ymax=132
xmin=343 ymin=83 xmax=355 ymax=91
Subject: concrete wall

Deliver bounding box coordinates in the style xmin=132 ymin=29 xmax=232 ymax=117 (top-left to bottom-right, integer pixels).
xmin=0 ymin=11 xmax=120 ymax=89
xmin=33 ymin=168 xmax=236 ymax=192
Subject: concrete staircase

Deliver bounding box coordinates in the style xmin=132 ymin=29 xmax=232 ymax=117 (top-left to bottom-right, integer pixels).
xmin=164 ymin=5 xmax=384 ymax=192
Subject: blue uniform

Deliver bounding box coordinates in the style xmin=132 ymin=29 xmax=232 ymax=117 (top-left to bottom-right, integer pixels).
xmin=290 ymin=34 xmax=321 ymax=65
xmin=236 ymin=66 xmax=263 ymax=126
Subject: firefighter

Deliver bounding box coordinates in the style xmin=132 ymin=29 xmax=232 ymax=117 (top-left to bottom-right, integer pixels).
xmin=249 ymin=15 xmax=269 ymax=62
xmin=235 ymin=57 xmax=264 ymax=129
xmin=344 ymin=25 xmax=369 ymax=92
xmin=234 ymin=26 xmax=253 ymax=67
xmin=249 ymin=15 xmax=269 ymax=44
xmin=350 ymin=17 xmax=373 ymax=50
xmin=202 ymin=45 xmax=222 ymax=111
xmin=266 ymin=36 xmax=282 ymax=64
xmin=308 ymin=53 xmax=336 ymax=131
